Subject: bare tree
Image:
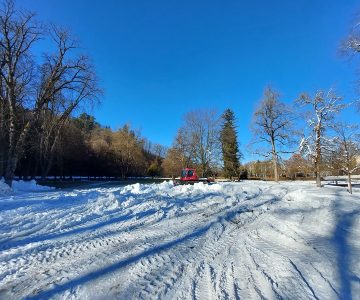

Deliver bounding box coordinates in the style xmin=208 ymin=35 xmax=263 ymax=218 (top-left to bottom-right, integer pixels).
xmin=36 ymin=27 xmax=100 ymax=178
xmin=0 ymin=0 xmax=41 ymax=185
xmin=0 ymin=1 xmax=101 ymax=185
xmin=161 ymin=130 xmax=193 ymax=178
xmin=111 ymin=125 xmax=147 ymax=178
xmin=245 ymin=160 xmax=273 ymax=180
xmin=251 ymin=86 xmax=296 ymax=182
xmin=161 ymin=147 xmax=186 ymax=178
xmin=173 ymin=127 xmax=194 ymax=168
xmin=152 ymin=143 xmax=167 ymax=160
xmin=341 ymin=16 xmax=360 ymax=111
xmin=298 ymin=90 xmax=345 ymax=187
xmin=176 ymin=109 xmax=221 ymax=177
xmin=284 ymin=153 xmax=312 ymax=180
xmin=342 ymin=18 xmax=360 ymax=54
xmin=334 ymin=123 xmax=360 ymax=194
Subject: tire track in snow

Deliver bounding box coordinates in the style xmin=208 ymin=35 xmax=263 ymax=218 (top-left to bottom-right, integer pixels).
xmin=2 ymin=182 xmax=309 ymax=300
xmin=290 ymin=259 xmax=320 ymax=300
xmin=116 ymin=186 xmax=279 ymax=299
xmin=0 ymin=200 xmax=172 ymax=298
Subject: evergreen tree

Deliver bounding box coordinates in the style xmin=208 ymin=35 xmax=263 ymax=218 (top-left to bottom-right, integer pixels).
xmin=147 ymin=159 xmax=162 ymax=178
xmin=74 ymin=113 xmax=100 ymax=135
xmin=220 ymin=109 xmax=241 ymax=179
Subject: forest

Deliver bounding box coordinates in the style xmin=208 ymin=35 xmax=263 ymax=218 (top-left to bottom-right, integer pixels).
xmin=0 ymin=0 xmax=359 ymax=189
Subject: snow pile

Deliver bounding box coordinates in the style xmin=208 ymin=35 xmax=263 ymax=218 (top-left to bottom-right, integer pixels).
xmin=0 ymin=179 xmax=12 ymax=195
xmin=88 ymin=192 xmax=120 ymax=215
xmin=120 ymin=181 xmax=223 ymax=197
xmin=11 ymin=179 xmax=54 ymax=192
xmin=0 ymin=178 xmax=55 ymax=197
xmin=120 ymin=182 xmax=143 ymax=195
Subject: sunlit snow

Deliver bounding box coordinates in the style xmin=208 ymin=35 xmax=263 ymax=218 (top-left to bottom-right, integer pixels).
xmin=0 ymin=180 xmax=359 ymax=299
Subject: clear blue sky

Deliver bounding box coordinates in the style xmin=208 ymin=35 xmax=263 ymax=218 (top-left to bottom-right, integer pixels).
xmin=19 ymin=0 xmax=360 ymax=161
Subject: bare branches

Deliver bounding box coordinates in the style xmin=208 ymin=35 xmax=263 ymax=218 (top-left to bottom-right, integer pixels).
xmin=298 ymin=89 xmax=345 ymax=187
xmin=340 ymin=15 xmax=360 ymax=56
xmin=0 ymin=1 xmax=102 ymax=185
xmin=0 ymin=8 xmax=39 ymax=104
xmin=174 ymin=109 xmax=221 ymax=177
xmin=340 ymin=15 xmax=360 ymax=111
xmin=37 ymin=27 xmax=101 ymax=113
xmin=331 ymin=122 xmax=360 ymax=193
xmin=250 ymin=86 xmax=297 ymax=181
xmin=32 ymin=26 xmax=102 ymax=178
xmin=297 ymin=90 xmax=345 ymax=127
xmin=0 ymin=0 xmax=42 ymax=184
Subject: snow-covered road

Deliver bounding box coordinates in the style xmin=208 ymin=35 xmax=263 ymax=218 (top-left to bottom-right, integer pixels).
xmin=0 ymin=181 xmax=359 ymax=299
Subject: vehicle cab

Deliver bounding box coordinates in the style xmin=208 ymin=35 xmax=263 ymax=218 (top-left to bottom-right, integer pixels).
xmin=180 ymin=168 xmax=198 ymax=181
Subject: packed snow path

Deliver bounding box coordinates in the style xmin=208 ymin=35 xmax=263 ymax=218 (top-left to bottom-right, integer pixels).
xmin=0 ymin=181 xmax=359 ymax=299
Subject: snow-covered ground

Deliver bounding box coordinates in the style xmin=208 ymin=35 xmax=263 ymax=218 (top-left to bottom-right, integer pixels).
xmin=0 ymin=180 xmax=359 ymax=299
xmin=0 ymin=179 xmax=54 ymax=195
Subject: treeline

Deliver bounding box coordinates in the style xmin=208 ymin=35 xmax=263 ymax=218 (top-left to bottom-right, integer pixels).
xmin=15 ymin=113 xmax=165 ymax=179
xmin=247 ymin=85 xmax=360 ymax=191
xmin=162 ymin=109 xmax=244 ymax=180
xmin=1 ymin=0 xmax=360 ymax=191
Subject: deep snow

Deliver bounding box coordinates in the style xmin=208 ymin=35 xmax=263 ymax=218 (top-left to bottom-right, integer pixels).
xmin=0 ymin=180 xmax=359 ymax=299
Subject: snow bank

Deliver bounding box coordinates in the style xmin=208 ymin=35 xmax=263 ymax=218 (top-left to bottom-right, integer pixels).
xmin=0 ymin=179 xmax=54 ymax=196
xmin=120 ymin=181 xmax=224 ymax=198
xmin=0 ymin=179 xmax=12 ymax=195
xmin=12 ymin=179 xmax=54 ymax=192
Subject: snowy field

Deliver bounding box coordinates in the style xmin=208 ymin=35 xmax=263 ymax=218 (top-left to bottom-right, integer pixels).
xmin=0 ymin=180 xmax=359 ymax=299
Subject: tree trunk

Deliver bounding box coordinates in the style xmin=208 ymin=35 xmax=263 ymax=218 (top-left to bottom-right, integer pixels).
xmin=271 ymin=136 xmax=279 ymax=182
xmin=272 ymin=153 xmax=279 ymax=182
xmin=0 ymin=147 xmax=3 ymax=177
xmin=5 ymin=90 xmax=17 ymax=186
xmin=315 ymin=125 xmax=322 ymax=187
xmin=347 ymin=173 xmax=352 ymax=194
xmin=40 ymin=134 xmax=60 ymax=179
xmin=0 ymin=100 xmax=4 ymax=178
xmin=314 ymin=160 xmax=321 ymax=187
xmin=344 ymin=144 xmax=353 ymax=194
xmin=4 ymin=156 xmax=17 ymax=186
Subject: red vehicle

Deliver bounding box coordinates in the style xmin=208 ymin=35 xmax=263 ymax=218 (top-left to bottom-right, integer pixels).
xmin=177 ymin=168 xmax=214 ymax=184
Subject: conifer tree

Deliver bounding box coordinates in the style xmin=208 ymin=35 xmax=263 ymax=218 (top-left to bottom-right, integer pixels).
xmin=220 ymin=109 xmax=241 ymax=179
